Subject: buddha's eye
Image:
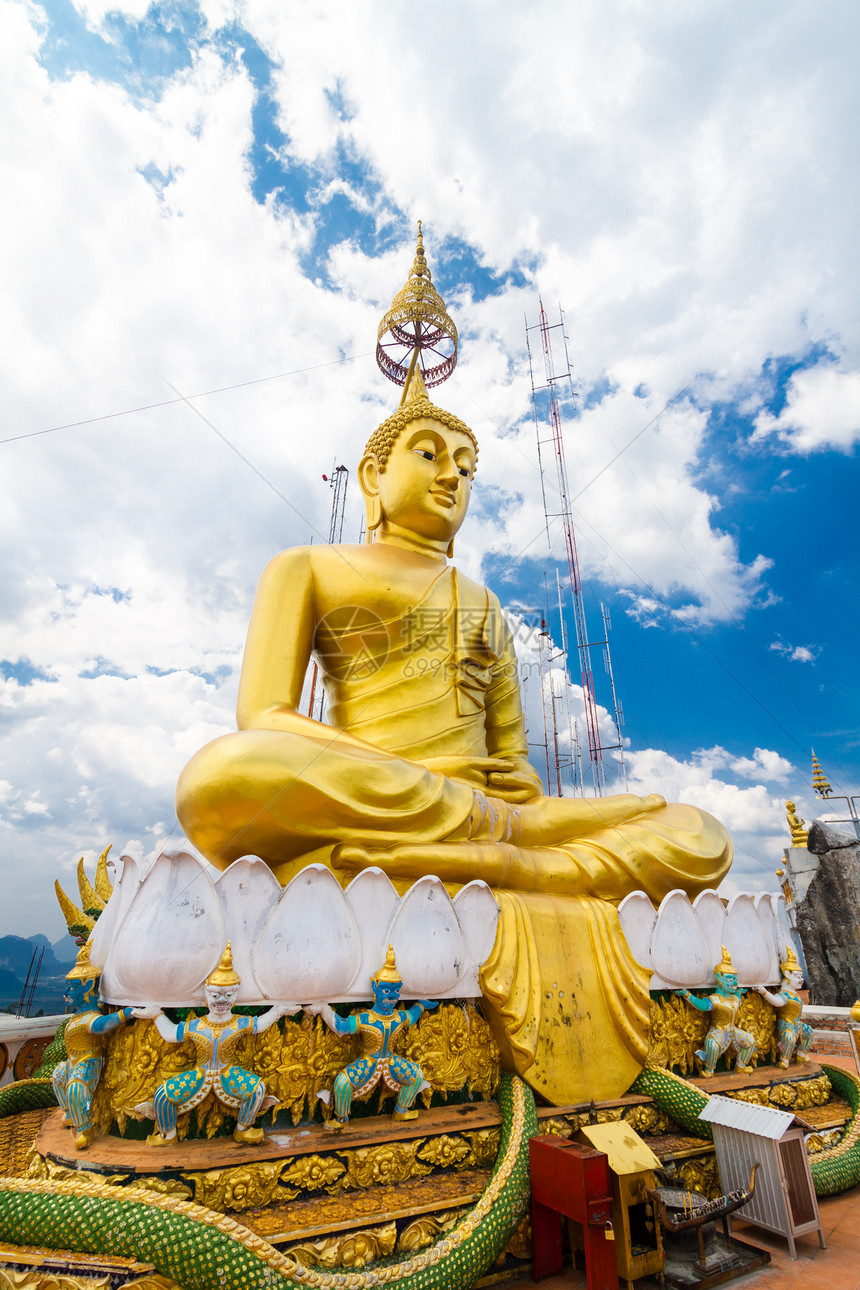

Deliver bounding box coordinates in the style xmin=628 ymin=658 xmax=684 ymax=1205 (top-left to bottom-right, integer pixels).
xmin=413 ymin=449 xmax=436 ymax=462
xmin=458 ymin=466 xmax=471 ymax=478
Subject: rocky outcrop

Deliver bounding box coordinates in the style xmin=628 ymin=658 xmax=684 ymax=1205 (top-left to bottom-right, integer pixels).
xmin=796 ymin=822 xmax=860 ymax=1006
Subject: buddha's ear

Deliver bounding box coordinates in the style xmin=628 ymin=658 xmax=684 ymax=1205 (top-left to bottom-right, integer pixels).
xmin=358 ymin=454 xmax=382 ymax=542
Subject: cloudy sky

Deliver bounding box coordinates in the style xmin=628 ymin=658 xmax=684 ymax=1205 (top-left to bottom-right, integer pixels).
xmin=3 ymin=0 xmax=859 ymax=939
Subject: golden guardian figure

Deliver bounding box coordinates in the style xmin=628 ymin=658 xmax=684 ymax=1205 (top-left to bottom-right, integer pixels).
xmin=175 ymin=225 xmax=732 ymax=1104
xmin=53 ymin=942 xmax=134 ymax=1150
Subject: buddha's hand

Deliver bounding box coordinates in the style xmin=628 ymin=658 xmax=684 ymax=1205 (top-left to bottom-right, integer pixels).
xmin=420 ymin=756 xmax=543 ymax=804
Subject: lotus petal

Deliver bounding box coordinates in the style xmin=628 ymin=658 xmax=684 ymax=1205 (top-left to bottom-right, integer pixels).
xmin=445 ymin=881 xmax=501 ymax=997
xmin=95 ymin=854 xmax=142 ymax=999
xmin=692 ymin=890 xmax=727 ymax=982
xmin=254 ymin=864 xmax=360 ymax=1001
xmin=386 ymin=877 xmax=466 ymax=997
xmin=617 ymin=892 xmax=657 ymax=970
xmin=724 ymin=893 xmax=771 ymax=986
xmin=753 ymin=894 xmax=782 ymax=984
xmin=215 ymin=857 xmax=281 ymax=1001
xmin=344 ymin=868 xmax=400 ymax=997
xmin=106 ymin=850 xmax=224 ymax=1005
xmin=650 ymin=890 xmax=710 ymax=988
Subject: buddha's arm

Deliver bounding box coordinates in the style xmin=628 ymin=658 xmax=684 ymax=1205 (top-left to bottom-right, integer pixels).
xmin=237 ymin=548 xmax=388 ymax=755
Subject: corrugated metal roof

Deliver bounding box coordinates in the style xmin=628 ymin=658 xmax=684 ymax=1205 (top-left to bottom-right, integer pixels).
xmin=698 ymin=1094 xmax=797 ymax=1139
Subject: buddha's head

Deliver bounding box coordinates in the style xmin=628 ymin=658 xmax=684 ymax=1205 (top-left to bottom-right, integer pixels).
xmin=359 ymin=367 xmax=477 ymax=554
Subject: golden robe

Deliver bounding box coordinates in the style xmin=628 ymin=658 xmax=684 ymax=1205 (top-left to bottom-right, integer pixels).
xmin=177 ymin=544 xmax=731 ymax=1104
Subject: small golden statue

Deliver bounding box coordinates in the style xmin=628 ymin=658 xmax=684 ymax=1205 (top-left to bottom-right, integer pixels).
xmin=785 ymin=800 xmax=808 ymax=848
xmin=306 ymin=946 xmax=437 ymax=1128
xmin=52 ymin=942 xmax=134 ymax=1150
xmin=754 ymin=944 xmax=812 ymax=1068
xmin=134 ymin=943 xmax=294 ymax=1146
xmin=675 ymin=947 xmax=756 ymax=1078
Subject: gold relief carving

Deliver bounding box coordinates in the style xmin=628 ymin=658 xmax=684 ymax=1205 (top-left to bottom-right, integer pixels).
xmin=647 ymin=995 xmax=709 ymax=1075
xmin=399 ymin=1004 xmax=500 ymax=1104
xmin=737 ymin=991 xmax=777 ymax=1066
xmin=766 ymin=1082 xmax=798 ymax=1108
xmin=595 ymin=1108 xmax=624 ymax=1125
xmin=397 ymin=1208 xmax=468 ymax=1254
xmin=335 ymin=1141 xmax=432 ymax=1192
xmin=463 ymin=1128 xmax=500 ymax=1168
xmin=677 ymin=1157 xmax=719 ymax=1200
xmin=280 ymin=1153 xmax=346 ymax=1194
xmin=128 ymin=1176 xmax=193 ymax=1201
xmin=416 ymin=1134 xmax=471 ymax=1169
xmin=0 ymin=1273 xmax=110 ymax=1289
xmin=286 ymin=1222 xmax=398 ymax=1270
xmin=806 ymin=1129 xmax=843 ymax=1154
xmin=727 ymin=1088 xmax=770 ymax=1106
xmin=539 ymin=1118 xmax=573 ymax=1139
xmin=93 ymin=1004 xmax=499 ymax=1135
xmin=623 ymin=1104 xmax=671 ymax=1136
xmin=503 ymin=1213 xmax=532 ymax=1261
xmin=648 ymin=992 xmax=780 ymax=1073
xmin=793 ymin=1075 xmax=830 ymax=1108
xmin=183 ymin=1161 xmax=296 ymax=1212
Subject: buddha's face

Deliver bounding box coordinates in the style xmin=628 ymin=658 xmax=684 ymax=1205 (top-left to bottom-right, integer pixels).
xmin=364 ymin=417 xmax=476 ymax=543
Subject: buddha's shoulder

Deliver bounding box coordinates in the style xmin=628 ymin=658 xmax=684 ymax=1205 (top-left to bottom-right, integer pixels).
xmin=259 ymin=543 xmax=369 ymax=579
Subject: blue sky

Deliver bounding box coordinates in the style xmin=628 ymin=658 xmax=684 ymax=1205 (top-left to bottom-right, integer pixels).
xmin=2 ymin=0 xmax=859 ymax=934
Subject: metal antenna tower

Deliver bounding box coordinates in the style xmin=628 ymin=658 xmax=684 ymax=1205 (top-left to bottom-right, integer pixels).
xmin=526 ymin=301 xmax=625 ymax=795
xmin=308 ymin=463 xmax=349 ymax=721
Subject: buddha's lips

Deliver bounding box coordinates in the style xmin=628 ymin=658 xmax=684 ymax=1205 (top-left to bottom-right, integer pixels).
xmin=429 ymin=489 xmax=457 ymax=505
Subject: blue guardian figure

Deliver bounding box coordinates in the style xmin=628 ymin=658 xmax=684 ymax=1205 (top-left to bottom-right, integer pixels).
xmin=754 ymin=944 xmax=813 ymax=1069
xmin=307 ymin=945 xmax=437 ymax=1128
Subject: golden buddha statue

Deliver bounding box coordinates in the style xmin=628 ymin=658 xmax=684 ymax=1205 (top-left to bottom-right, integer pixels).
xmin=176 ymin=227 xmax=732 ymax=1104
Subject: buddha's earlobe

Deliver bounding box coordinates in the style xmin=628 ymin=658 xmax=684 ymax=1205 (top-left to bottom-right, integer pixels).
xmin=446 ymin=538 xmax=455 ymax=558
xmin=365 ymin=494 xmax=382 ymax=542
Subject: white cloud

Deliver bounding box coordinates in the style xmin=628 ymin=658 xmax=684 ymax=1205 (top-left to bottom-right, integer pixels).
xmin=769 ymin=640 xmax=819 ymax=664
xmin=1 ymin=1 xmax=857 ymax=934
xmin=753 ymin=363 xmax=860 ymax=453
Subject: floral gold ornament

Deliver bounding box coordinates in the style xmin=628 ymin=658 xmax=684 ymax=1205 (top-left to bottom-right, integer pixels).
xmin=287 ymin=1223 xmax=398 ymax=1270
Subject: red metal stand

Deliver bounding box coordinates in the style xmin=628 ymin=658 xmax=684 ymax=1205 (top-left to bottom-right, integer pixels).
xmin=529 ymin=1134 xmax=619 ymax=1290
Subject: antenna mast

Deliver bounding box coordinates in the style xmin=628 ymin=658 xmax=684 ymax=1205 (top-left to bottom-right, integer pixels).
xmin=526 ymin=301 xmax=625 ymax=795
xmin=307 ymin=462 xmax=349 ymax=721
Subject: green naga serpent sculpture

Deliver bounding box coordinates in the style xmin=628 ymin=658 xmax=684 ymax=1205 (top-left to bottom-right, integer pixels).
xmin=1 ymin=1034 xmax=859 ymax=1286
xmin=633 ymin=1063 xmax=860 ymax=1197
xmin=0 ymin=1069 xmax=536 ymax=1290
